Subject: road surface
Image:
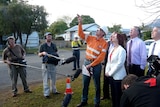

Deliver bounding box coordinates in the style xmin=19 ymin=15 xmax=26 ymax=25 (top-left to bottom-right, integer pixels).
xmin=0 ymin=50 xmax=85 ymax=90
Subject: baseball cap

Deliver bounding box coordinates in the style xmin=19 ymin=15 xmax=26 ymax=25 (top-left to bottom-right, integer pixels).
xmin=6 ymin=36 xmax=15 ymax=40
xmin=44 ymin=32 xmax=52 ymax=36
xmin=100 ymin=26 xmax=108 ymax=35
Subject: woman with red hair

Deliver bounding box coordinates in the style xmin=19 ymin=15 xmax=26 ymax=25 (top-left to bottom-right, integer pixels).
xmin=105 ymin=33 xmax=127 ymax=107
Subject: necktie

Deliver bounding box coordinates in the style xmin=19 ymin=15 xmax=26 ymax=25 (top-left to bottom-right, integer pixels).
xmin=151 ymin=42 xmax=156 ymax=55
xmin=128 ymin=40 xmax=132 ymax=64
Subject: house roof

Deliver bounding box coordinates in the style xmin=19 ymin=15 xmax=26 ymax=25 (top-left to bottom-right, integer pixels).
xmin=65 ymin=23 xmax=99 ymax=32
xmin=146 ymin=19 xmax=160 ymax=28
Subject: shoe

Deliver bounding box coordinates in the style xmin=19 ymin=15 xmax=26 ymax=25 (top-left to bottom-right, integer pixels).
xmin=44 ymin=96 xmax=50 ymax=98
xmin=94 ymin=104 xmax=100 ymax=107
xmin=24 ymin=90 xmax=32 ymax=93
xmin=53 ymin=92 xmax=60 ymax=94
xmin=100 ymin=96 xmax=110 ymax=100
xmin=72 ymin=68 xmax=76 ymax=71
xmin=101 ymin=97 xmax=106 ymax=100
xmin=12 ymin=93 xmax=17 ymax=97
xmin=77 ymin=102 xmax=88 ymax=107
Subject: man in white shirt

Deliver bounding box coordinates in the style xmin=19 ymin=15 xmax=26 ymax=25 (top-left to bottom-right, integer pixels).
xmin=127 ymin=26 xmax=147 ymax=77
xmin=147 ymin=26 xmax=160 ymax=76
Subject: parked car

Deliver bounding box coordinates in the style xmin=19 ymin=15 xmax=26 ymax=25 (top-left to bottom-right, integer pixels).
xmin=144 ymin=39 xmax=154 ymax=55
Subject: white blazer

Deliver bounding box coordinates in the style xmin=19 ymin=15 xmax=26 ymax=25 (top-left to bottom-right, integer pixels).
xmin=105 ymin=45 xmax=127 ymax=80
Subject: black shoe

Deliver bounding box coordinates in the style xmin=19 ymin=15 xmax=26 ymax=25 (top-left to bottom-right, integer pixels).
xmin=24 ymin=90 xmax=32 ymax=93
xmin=44 ymin=96 xmax=50 ymax=99
xmin=72 ymin=68 xmax=76 ymax=71
xmin=94 ymin=104 xmax=100 ymax=107
xmin=77 ymin=102 xmax=88 ymax=107
xmin=101 ymin=96 xmax=110 ymax=100
xmin=53 ymin=92 xmax=60 ymax=94
xmin=101 ymin=97 xmax=106 ymax=100
xmin=12 ymin=93 xmax=17 ymax=97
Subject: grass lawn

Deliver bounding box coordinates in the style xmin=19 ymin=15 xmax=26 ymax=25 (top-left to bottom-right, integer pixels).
xmin=0 ymin=45 xmax=148 ymax=107
xmin=0 ymin=73 xmax=112 ymax=107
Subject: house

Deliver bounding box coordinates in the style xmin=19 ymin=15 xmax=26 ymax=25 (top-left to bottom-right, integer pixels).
xmin=56 ymin=23 xmax=100 ymax=41
xmin=0 ymin=31 xmax=40 ymax=49
xmin=17 ymin=31 xmax=40 ymax=48
xmin=146 ymin=19 xmax=160 ymax=28
xmin=26 ymin=31 xmax=39 ymax=48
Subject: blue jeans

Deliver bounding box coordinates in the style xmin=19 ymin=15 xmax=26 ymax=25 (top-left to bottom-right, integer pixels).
xmin=81 ymin=59 xmax=102 ymax=104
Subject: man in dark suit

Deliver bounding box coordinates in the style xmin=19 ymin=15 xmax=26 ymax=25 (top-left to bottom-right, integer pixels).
xmin=101 ymin=34 xmax=114 ymax=100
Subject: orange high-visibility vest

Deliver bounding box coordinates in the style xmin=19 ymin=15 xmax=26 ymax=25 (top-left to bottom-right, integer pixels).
xmin=78 ymin=23 xmax=108 ymax=66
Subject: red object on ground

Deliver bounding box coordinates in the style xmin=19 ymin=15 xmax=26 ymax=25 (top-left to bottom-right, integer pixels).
xmin=65 ymin=77 xmax=73 ymax=94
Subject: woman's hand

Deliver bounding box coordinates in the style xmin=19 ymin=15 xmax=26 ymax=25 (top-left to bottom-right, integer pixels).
xmin=105 ymin=72 xmax=109 ymax=77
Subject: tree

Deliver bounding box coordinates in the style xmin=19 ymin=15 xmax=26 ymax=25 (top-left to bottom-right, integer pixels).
xmin=135 ymin=0 xmax=160 ymax=21
xmin=0 ymin=1 xmax=48 ymax=48
xmin=57 ymin=15 xmax=72 ymax=27
xmin=70 ymin=15 xmax=95 ymax=27
xmin=48 ymin=20 xmax=68 ymax=38
xmin=108 ymin=24 xmax=122 ymax=33
xmin=134 ymin=0 xmax=159 ymax=39
xmin=143 ymin=30 xmax=151 ymax=40
xmin=0 ymin=0 xmax=11 ymax=5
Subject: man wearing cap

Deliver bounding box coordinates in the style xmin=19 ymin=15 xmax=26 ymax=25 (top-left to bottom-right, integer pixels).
xmin=38 ymin=32 xmax=60 ymax=98
xmin=77 ymin=14 xmax=108 ymax=107
xmin=2 ymin=36 xmax=32 ymax=97
xmin=71 ymin=36 xmax=82 ymax=70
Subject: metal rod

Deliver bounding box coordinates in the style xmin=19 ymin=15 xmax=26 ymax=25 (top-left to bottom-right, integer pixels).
xmin=0 ymin=61 xmax=70 ymax=77
xmin=46 ymin=53 xmax=64 ymax=60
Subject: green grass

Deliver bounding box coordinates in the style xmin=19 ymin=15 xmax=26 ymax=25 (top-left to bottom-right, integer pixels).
xmin=25 ymin=48 xmax=39 ymax=54
xmin=1 ymin=74 xmax=112 ymax=107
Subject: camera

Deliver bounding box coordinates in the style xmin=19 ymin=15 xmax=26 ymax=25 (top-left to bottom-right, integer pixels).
xmin=147 ymin=55 xmax=160 ymax=77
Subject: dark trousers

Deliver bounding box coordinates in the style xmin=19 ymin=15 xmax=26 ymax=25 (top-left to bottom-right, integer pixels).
xmin=102 ymin=70 xmax=110 ymax=98
xmin=73 ymin=50 xmax=80 ymax=69
xmin=109 ymin=77 xmax=122 ymax=107
xmin=9 ymin=65 xmax=29 ymax=94
xmin=128 ymin=64 xmax=144 ymax=77
xmin=147 ymin=65 xmax=152 ymax=76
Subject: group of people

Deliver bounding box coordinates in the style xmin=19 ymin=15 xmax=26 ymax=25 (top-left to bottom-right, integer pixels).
xmin=77 ymin=14 xmax=128 ymax=107
xmin=120 ymin=26 xmax=160 ymax=107
xmin=76 ymin=14 xmax=160 ymax=107
xmin=2 ymin=14 xmax=160 ymax=107
xmin=2 ymin=32 xmax=60 ymax=98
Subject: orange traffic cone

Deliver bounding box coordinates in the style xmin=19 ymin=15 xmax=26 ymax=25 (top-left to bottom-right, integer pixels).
xmin=65 ymin=77 xmax=73 ymax=94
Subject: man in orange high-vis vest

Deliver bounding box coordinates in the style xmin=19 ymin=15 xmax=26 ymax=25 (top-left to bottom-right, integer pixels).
xmin=77 ymin=14 xmax=108 ymax=107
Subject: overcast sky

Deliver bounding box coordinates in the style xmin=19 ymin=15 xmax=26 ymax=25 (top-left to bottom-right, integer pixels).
xmin=28 ymin=0 xmax=153 ymax=28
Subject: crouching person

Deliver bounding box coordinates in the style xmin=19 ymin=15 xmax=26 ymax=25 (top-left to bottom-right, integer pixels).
xmin=120 ymin=74 xmax=160 ymax=107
